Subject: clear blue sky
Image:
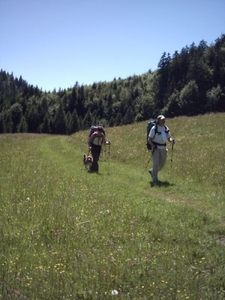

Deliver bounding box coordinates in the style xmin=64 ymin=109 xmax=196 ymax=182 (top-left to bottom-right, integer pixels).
xmin=1 ymin=0 xmax=224 ymax=92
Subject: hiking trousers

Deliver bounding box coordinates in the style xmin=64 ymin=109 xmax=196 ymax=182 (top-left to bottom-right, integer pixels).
xmin=90 ymin=144 xmax=102 ymax=172
xmin=150 ymin=148 xmax=167 ymax=181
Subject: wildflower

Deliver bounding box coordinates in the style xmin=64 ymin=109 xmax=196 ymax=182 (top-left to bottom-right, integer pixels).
xmin=13 ymin=290 xmax=21 ymax=295
xmin=111 ymin=290 xmax=119 ymax=295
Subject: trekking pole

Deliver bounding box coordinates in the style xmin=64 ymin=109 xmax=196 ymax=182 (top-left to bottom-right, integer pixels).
xmin=140 ymin=150 xmax=151 ymax=180
xmin=169 ymin=143 xmax=174 ymax=180
xmin=107 ymin=143 xmax=111 ymax=174
xmin=103 ymin=144 xmax=107 ymax=161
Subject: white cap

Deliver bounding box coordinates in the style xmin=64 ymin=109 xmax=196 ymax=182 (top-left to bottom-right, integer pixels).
xmin=157 ymin=114 xmax=165 ymax=120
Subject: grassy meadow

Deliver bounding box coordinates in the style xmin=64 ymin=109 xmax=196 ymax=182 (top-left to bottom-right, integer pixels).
xmin=0 ymin=113 xmax=225 ymax=300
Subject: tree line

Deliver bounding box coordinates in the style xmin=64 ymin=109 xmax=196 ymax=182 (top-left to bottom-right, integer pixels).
xmin=0 ymin=34 xmax=224 ymax=135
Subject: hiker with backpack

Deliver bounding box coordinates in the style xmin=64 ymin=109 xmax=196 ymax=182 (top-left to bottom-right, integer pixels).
xmin=147 ymin=115 xmax=175 ymax=183
xmin=88 ymin=125 xmax=110 ymax=173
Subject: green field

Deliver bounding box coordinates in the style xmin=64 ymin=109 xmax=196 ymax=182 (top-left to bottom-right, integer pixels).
xmin=1 ymin=113 xmax=225 ymax=299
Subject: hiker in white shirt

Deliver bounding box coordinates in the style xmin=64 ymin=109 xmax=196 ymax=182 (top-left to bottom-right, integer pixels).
xmin=148 ymin=115 xmax=175 ymax=183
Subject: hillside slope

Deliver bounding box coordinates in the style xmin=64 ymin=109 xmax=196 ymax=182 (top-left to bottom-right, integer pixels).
xmin=0 ymin=113 xmax=225 ymax=299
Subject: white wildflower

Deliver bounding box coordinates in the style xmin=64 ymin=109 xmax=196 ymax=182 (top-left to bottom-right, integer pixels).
xmin=111 ymin=290 xmax=119 ymax=296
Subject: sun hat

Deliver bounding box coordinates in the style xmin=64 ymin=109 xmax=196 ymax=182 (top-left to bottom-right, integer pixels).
xmin=157 ymin=114 xmax=166 ymax=120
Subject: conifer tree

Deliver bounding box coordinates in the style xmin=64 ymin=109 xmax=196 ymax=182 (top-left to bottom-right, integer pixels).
xmin=179 ymin=80 xmax=199 ymax=115
xmin=53 ymin=102 xmax=66 ymax=134
xmin=0 ymin=114 xmax=5 ymax=133
xmin=123 ymin=106 xmax=134 ymax=125
xmin=4 ymin=111 xmax=13 ymax=133
xmin=27 ymin=106 xmax=39 ymax=133
xmin=10 ymin=103 xmax=23 ymax=132
xmin=41 ymin=114 xmax=51 ymax=133
xmin=18 ymin=116 xmax=28 ymax=133
xmin=70 ymin=109 xmax=80 ymax=133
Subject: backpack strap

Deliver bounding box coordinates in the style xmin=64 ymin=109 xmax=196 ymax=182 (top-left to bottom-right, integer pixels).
xmin=153 ymin=124 xmax=169 ymax=139
xmin=164 ymin=125 xmax=169 ymax=133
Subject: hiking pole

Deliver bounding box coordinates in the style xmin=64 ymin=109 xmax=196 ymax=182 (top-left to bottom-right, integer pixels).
xmin=103 ymin=144 xmax=107 ymax=161
xmin=140 ymin=150 xmax=151 ymax=180
xmin=169 ymin=143 xmax=174 ymax=180
xmin=107 ymin=143 xmax=111 ymax=174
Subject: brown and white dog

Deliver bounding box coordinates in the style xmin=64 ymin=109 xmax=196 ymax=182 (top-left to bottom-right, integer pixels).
xmin=83 ymin=154 xmax=93 ymax=170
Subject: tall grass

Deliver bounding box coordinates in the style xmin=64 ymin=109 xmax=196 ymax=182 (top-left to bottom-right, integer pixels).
xmin=0 ymin=113 xmax=225 ymax=299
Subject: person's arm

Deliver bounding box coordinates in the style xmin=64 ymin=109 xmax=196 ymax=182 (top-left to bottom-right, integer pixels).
xmin=102 ymin=134 xmax=111 ymax=145
xmin=168 ymin=136 xmax=175 ymax=144
xmin=101 ymin=132 xmax=111 ymax=145
xmin=88 ymin=133 xmax=95 ymax=148
xmin=166 ymin=127 xmax=175 ymax=144
xmin=148 ymin=136 xmax=156 ymax=149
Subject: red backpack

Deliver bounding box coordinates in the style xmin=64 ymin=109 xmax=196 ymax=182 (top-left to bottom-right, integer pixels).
xmin=89 ymin=125 xmax=106 ymax=137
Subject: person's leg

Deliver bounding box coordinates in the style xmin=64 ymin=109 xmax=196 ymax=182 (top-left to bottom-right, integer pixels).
xmin=95 ymin=147 xmax=101 ymax=172
xmin=91 ymin=146 xmax=101 ymax=172
xmin=150 ymin=149 xmax=159 ymax=182
xmin=158 ymin=148 xmax=167 ymax=171
xmin=90 ymin=147 xmax=98 ymax=172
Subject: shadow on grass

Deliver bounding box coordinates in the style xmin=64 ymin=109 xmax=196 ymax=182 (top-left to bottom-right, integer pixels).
xmin=87 ymin=171 xmax=109 ymax=176
xmin=150 ymin=181 xmax=175 ymax=188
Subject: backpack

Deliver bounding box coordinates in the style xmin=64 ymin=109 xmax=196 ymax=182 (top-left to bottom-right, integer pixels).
xmin=146 ymin=120 xmax=156 ymax=150
xmin=89 ymin=125 xmax=106 ymax=138
xmin=146 ymin=120 xmax=168 ymax=150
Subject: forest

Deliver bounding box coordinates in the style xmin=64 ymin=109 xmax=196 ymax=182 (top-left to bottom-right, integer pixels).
xmin=0 ymin=34 xmax=224 ymax=134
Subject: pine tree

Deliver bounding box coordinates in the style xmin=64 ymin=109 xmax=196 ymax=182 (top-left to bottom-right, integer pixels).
xmin=53 ymin=102 xmax=66 ymax=134
xmin=18 ymin=116 xmax=28 ymax=133
xmin=0 ymin=114 xmax=5 ymax=133
xmin=41 ymin=114 xmax=51 ymax=133
xmin=27 ymin=106 xmax=39 ymax=133
xmin=70 ymin=109 xmax=79 ymax=133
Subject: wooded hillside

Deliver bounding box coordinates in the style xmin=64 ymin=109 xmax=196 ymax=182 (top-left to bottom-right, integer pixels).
xmin=0 ymin=34 xmax=224 ymax=134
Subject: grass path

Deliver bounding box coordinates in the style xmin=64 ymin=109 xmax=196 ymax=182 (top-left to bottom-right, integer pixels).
xmin=1 ymin=121 xmax=225 ymax=299
xmin=37 ymin=133 xmax=225 ymax=226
